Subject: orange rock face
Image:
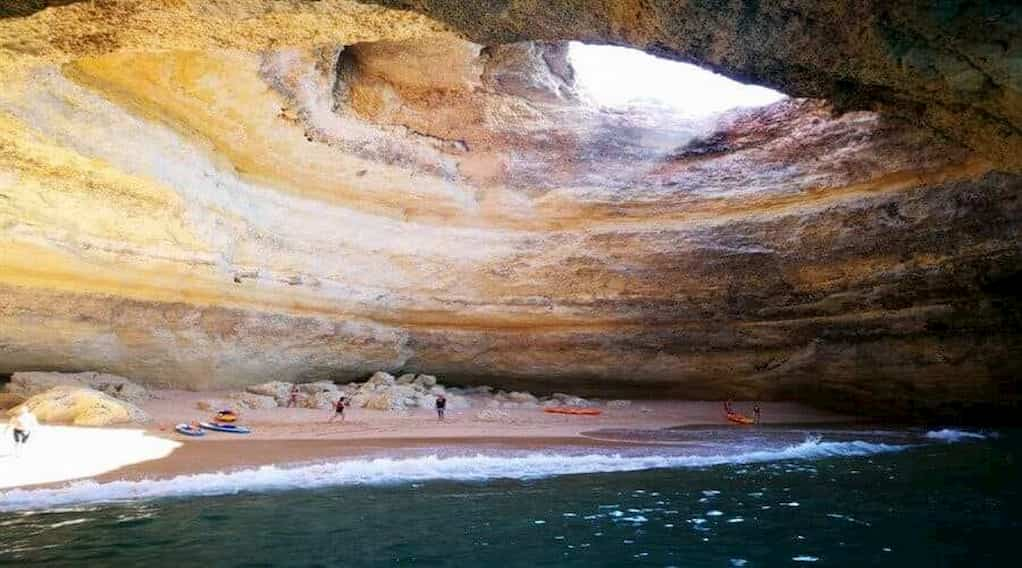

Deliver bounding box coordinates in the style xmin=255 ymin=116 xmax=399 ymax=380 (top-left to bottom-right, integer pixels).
xmin=0 ymin=2 xmax=1019 ymax=419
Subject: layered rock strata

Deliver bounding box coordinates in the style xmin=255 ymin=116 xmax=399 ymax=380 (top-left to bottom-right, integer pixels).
xmin=369 ymin=0 xmax=1022 ymax=170
xmin=0 ymin=1 xmax=1019 ymax=419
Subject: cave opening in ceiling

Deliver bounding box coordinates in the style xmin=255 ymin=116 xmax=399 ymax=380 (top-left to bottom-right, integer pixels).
xmin=568 ymin=42 xmax=786 ymax=117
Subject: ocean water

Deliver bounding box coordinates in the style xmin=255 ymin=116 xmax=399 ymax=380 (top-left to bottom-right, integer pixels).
xmin=0 ymin=427 xmax=1017 ymax=567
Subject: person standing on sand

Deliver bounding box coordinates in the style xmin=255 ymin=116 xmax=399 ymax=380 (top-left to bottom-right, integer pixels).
xmin=5 ymin=407 xmax=38 ymax=457
xmin=329 ymin=396 xmax=347 ymax=422
xmin=435 ymin=394 xmax=447 ymax=422
xmin=753 ymin=402 xmax=761 ymax=424
xmin=287 ymin=384 xmax=299 ymax=408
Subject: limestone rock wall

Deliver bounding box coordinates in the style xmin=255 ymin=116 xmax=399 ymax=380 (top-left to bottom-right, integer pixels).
xmin=368 ymin=0 xmax=1022 ymax=171
xmin=0 ymin=1 xmax=1019 ymax=419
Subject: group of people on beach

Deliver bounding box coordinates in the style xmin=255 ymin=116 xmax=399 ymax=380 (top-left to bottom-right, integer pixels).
xmin=316 ymin=386 xmax=447 ymax=423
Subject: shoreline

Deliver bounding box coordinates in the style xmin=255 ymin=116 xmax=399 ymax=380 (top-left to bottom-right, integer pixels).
xmin=94 ymin=436 xmax=633 ymax=485
xmin=2 ymin=395 xmax=861 ymax=491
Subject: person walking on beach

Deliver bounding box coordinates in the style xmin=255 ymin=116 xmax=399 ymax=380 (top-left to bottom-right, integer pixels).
xmin=287 ymin=384 xmax=299 ymax=408
xmin=435 ymin=394 xmax=447 ymax=422
xmin=753 ymin=402 xmax=761 ymax=424
xmin=329 ymin=396 xmax=347 ymax=423
xmin=6 ymin=407 xmax=38 ymax=457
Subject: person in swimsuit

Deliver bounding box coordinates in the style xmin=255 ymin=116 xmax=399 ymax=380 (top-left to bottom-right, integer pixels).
xmin=6 ymin=407 xmax=38 ymax=457
xmin=287 ymin=384 xmax=299 ymax=408
xmin=435 ymin=394 xmax=447 ymax=422
xmin=753 ymin=402 xmax=761 ymax=424
xmin=329 ymin=396 xmax=347 ymax=422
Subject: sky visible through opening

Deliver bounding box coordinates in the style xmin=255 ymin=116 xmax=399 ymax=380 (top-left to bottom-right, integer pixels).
xmin=568 ymin=42 xmax=786 ymax=117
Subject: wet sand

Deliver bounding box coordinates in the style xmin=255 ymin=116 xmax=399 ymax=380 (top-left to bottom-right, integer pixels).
xmin=1 ymin=393 xmax=859 ymax=491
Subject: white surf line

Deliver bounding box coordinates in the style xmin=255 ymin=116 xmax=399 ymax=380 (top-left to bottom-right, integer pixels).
xmin=0 ymin=436 xmax=908 ymax=512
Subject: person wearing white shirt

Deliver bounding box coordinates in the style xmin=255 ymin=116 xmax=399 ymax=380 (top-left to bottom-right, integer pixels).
xmin=6 ymin=407 xmax=38 ymax=457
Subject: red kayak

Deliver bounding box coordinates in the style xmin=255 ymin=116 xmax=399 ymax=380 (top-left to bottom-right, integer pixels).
xmin=544 ymin=407 xmax=602 ymax=416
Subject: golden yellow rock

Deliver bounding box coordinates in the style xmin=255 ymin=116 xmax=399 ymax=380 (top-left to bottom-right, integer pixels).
xmin=9 ymin=386 xmax=151 ymax=426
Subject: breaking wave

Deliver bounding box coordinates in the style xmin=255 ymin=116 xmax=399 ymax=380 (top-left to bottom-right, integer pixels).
xmin=0 ymin=437 xmax=906 ymax=511
xmin=924 ymin=429 xmax=988 ymax=442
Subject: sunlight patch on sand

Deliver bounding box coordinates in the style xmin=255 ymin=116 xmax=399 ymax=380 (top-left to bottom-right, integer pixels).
xmin=0 ymin=422 xmax=180 ymax=489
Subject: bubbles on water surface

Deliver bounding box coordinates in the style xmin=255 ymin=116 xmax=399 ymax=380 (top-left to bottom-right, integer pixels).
xmin=0 ymin=425 xmax=1005 ymax=567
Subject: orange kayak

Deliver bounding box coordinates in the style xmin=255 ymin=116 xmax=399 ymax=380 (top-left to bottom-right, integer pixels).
xmin=726 ymin=412 xmax=754 ymax=424
xmin=544 ymin=407 xmax=603 ymax=416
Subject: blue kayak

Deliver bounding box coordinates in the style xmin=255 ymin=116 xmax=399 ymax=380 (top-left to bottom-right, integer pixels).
xmin=175 ymin=423 xmax=205 ymax=437
xmin=199 ymin=422 xmax=251 ymax=434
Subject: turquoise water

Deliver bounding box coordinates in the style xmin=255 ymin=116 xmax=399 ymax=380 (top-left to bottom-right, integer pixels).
xmin=0 ymin=427 xmax=1017 ymax=567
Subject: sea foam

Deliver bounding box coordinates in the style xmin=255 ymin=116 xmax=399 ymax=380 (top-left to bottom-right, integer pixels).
xmin=0 ymin=436 xmax=905 ymax=511
xmin=924 ymin=429 xmax=988 ymax=442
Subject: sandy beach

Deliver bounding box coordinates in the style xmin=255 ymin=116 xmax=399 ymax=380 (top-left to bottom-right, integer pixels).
xmin=1 ymin=392 xmax=855 ymax=491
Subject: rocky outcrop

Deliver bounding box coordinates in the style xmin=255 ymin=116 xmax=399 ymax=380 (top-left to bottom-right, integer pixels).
xmin=245 ymin=382 xmax=298 ymax=406
xmin=369 ymin=0 xmax=1022 ymax=171
xmin=6 ymin=372 xmax=150 ymax=404
xmin=9 ymin=386 xmax=151 ymax=426
xmin=0 ymin=2 xmax=1019 ymax=420
xmin=0 ymin=393 xmax=26 ymax=410
xmin=4 ymin=1 xmax=1015 ymax=167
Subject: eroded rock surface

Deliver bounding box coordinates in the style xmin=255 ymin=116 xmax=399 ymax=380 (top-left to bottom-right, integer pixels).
xmin=9 ymin=386 xmax=151 ymax=426
xmin=6 ymin=371 xmax=150 ymax=404
xmin=0 ymin=1 xmax=1019 ymax=420
xmin=368 ymin=0 xmax=1022 ymax=170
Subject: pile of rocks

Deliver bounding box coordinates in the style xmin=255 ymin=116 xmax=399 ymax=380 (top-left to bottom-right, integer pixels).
xmin=348 ymin=372 xmax=469 ymax=411
xmin=196 ymin=381 xmax=328 ymax=411
xmin=222 ymin=372 xmax=470 ymax=411
xmin=207 ymin=372 xmax=612 ymax=416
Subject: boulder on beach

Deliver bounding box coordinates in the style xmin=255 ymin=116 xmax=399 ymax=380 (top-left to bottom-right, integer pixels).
xmin=0 ymin=392 xmax=26 ymax=410
xmin=6 ymin=371 xmax=150 ymax=404
xmin=302 ymin=390 xmax=342 ymax=409
xmin=298 ymin=381 xmax=338 ymax=395
xmin=245 ymin=381 xmax=294 ymax=405
xmin=413 ymin=374 xmax=437 ymax=388
xmin=362 ymin=384 xmax=415 ymax=410
xmin=366 ymin=372 xmax=396 ymax=387
xmin=507 ymin=391 xmax=538 ymax=404
xmin=363 ymin=392 xmax=397 ymax=411
xmin=9 ymin=386 xmax=151 ymax=426
xmin=396 ymin=373 xmax=417 ymax=385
